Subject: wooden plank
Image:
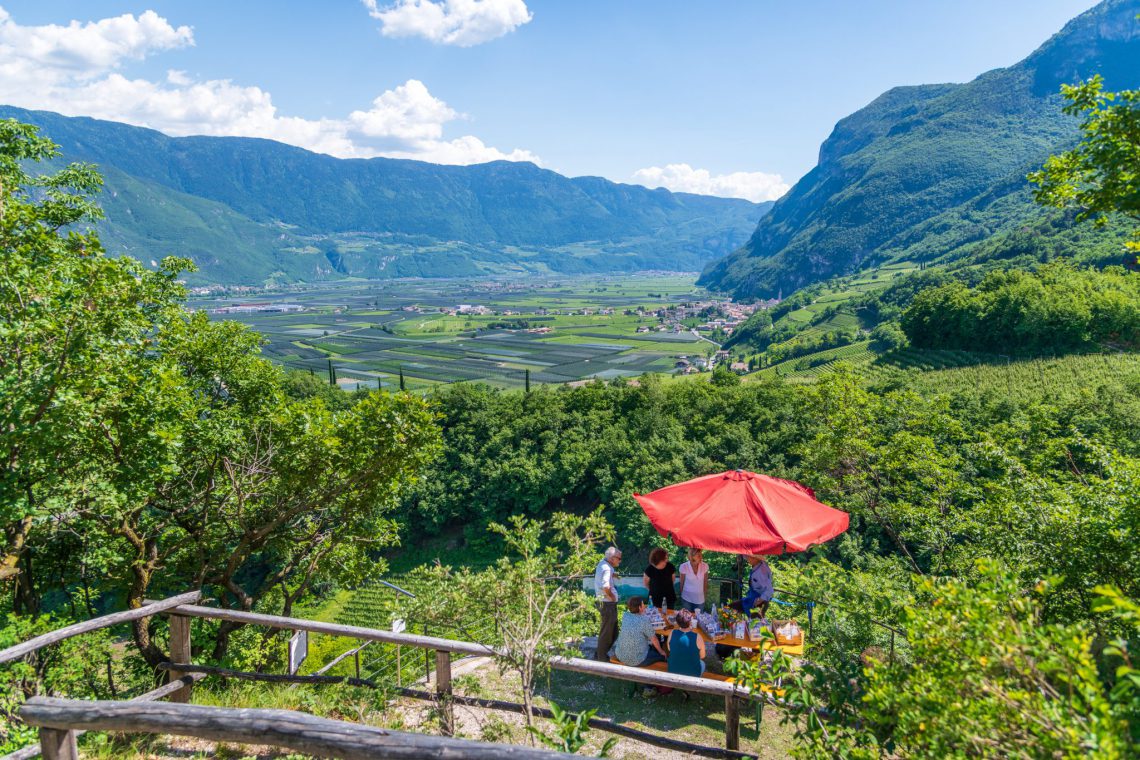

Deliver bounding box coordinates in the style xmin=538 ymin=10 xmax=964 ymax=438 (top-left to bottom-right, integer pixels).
xmin=149 ymin=664 xmax=761 ymax=760
xmin=0 ymin=676 xmax=210 ymax=760
xmin=167 ymin=616 xmax=193 ymax=703
xmin=0 ymin=592 xmax=201 ymax=665
xmin=18 ymin=697 xmax=572 ymax=759
xmin=36 ymin=729 xmax=76 ymax=760
xmin=161 ymin=602 xmax=494 ymax=658
xmin=395 ymin=688 xmax=756 ymax=760
xmin=434 ymin=651 xmax=453 ymax=737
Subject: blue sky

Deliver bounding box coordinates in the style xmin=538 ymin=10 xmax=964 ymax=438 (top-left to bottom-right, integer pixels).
xmin=0 ymin=0 xmax=1099 ymax=200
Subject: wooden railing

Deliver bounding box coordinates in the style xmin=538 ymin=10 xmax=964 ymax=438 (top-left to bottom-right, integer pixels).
xmin=158 ymin=599 xmax=775 ymax=751
xmin=19 ymin=697 xmax=571 ymax=759
xmin=1 ymin=592 xmax=785 ymax=757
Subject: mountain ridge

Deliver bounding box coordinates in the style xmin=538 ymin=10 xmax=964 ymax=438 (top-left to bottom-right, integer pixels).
xmin=1 ymin=105 xmax=769 ymax=285
xmin=699 ymin=0 xmax=1140 ymax=299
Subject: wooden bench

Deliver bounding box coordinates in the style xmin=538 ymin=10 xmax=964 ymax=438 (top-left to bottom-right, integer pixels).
xmin=609 ymin=658 xmax=784 ymax=695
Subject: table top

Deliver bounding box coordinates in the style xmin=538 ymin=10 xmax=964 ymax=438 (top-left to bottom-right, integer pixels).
xmin=656 ymin=609 xmax=805 ymax=657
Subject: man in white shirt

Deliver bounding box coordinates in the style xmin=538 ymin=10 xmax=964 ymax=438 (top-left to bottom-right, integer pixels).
xmin=594 ymin=546 xmax=621 ymax=661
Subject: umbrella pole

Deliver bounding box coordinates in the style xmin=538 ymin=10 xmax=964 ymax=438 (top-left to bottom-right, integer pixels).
xmin=733 ymin=554 xmax=744 ymax=598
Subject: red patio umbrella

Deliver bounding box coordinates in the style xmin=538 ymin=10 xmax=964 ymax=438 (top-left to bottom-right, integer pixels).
xmin=633 ymin=469 xmax=848 ymax=555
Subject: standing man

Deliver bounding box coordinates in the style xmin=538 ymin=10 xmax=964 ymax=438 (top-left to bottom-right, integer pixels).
xmin=594 ymin=546 xmax=621 ymax=661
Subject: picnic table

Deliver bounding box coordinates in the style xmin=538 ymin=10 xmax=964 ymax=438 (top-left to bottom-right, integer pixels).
xmin=657 ymin=609 xmax=805 ymax=658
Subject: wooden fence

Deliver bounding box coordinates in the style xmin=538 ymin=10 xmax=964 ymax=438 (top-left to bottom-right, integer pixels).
xmin=157 ymin=599 xmax=774 ymax=751
xmin=1 ymin=592 xmax=784 ymax=758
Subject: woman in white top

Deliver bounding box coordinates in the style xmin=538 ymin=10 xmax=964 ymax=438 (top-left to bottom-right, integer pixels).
xmin=677 ymin=547 xmax=709 ymax=612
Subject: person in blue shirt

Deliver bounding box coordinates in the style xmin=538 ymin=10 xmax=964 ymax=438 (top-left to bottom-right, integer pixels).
xmin=666 ymin=608 xmax=706 ymax=676
xmin=730 ymin=555 xmax=773 ymax=618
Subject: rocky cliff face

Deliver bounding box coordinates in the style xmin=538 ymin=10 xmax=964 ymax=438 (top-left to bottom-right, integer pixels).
xmin=700 ymin=0 xmax=1140 ymax=300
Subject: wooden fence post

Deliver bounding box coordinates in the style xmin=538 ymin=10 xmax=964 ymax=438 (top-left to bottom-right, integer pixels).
xmin=724 ymin=694 xmax=740 ymax=751
xmin=38 ymin=727 xmax=78 ymax=760
xmin=168 ymin=615 xmax=193 ymax=703
xmin=434 ymin=650 xmax=453 ymax=737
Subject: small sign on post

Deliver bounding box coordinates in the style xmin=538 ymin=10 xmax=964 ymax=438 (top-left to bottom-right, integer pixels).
xmin=288 ymin=630 xmax=308 ymax=675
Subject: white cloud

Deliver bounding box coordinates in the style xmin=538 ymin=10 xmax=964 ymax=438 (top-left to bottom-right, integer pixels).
xmin=362 ymin=0 xmax=531 ymax=46
xmin=0 ymin=7 xmax=192 ymax=75
xmin=632 ymin=163 xmax=789 ymax=203
xmin=0 ymin=6 xmax=537 ymax=166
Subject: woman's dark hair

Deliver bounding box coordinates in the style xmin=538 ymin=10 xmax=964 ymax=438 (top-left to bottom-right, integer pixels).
xmin=627 ymin=596 xmax=644 ymax=613
xmin=675 ymin=609 xmax=694 ymax=629
xmin=649 ymin=547 xmax=668 ymax=565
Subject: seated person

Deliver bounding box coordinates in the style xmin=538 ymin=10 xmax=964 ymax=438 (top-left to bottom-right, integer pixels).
xmin=666 ymin=609 xmax=706 ymax=676
xmin=612 ymin=596 xmax=667 ymax=667
xmin=729 ymin=554 xmax=773 ymax=618
xmin=642 ymin=547 xmax=677 ymax=610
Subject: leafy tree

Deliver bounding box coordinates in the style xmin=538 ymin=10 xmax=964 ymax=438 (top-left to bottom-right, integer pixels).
xmin=711 ymin=363 xmax=741 ymax=386
xmin=528 ymin=701 xmax=617 ymax=756
xmin=1031 ymin=75 xmax=1140 ymax=262
xmin=899 ymin=263 xmax=1140 ymax=353
xmin=759 ymin=562 xmax=1140 ymax=758
xmin=0 ymin=120 xmax=443 ymax=675
xmin=72 ymin=314 xmax=442 ymax=666
xmin=404 ymin=510 xmax=613 ymax=734
xmin=0 ymin=120 xmax=188 ymax=610
xmin=869 ymin=321 xmax=908 ymax=351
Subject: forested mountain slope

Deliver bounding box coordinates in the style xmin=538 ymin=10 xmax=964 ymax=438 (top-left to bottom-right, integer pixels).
xmin=700 ymin=0 xmax=1140 ymax=299
xmin=0 ymin=106 xmax=768 ymax=285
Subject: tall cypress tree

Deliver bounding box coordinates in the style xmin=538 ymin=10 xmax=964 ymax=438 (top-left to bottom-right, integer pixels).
xmin=399 ymin=367 xmax=405 ymax=391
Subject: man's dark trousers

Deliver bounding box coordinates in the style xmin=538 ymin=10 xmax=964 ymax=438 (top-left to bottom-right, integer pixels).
xmin=596 ymin=601 xmax=618 ymax=661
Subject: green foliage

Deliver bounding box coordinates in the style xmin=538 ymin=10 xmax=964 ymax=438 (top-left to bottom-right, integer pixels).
xmin=773 ymin=562 xmax=1140 ymax=758
xmin=711 ymin=363 xmax=741 ymax=386
xmin=0 ymin=119 xmax=442 ymax=679
xmin=527 ymin=701 xmax=618 ymax=756
xmin=900 ymin=263 xmax=1140 ymax=352
xmin=1031 ymin=75 xmax=1140 ymax=259
xmin=870 ymin=322 xmax=908 ymax=351
xmin=403 ymin=510 xmax=614 ymax=730
xmin=1093 ymin=585 xmax=1140 ymax=744
xmin=0 ymin=118 xmax=190 ymax=597
xmin=0 ymin=613 xmax=151 ymax=752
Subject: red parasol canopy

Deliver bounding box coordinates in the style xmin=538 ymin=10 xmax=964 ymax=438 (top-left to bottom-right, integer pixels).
xmin=634 ymin=469 xmax=849 ymax=555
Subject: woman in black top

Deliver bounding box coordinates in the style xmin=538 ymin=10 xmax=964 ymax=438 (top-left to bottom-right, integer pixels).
xmin=642 ymin=547 xmax=677 ymax=610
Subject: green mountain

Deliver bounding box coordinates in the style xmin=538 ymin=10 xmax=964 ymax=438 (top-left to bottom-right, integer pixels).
xmin=700 ymin=0 xmax=1140 ymax=300
xmin=0 ymin=106 xmax=769 ymax=285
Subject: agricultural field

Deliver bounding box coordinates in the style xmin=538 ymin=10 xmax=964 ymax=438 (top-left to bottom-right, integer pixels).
xmin=768 ymin=261 xmax=919 ymax=338
xmin=902 ymin=351 xmax=1140 ymax=403
xmin=195 ymin=275 xmax=716 ymax=390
